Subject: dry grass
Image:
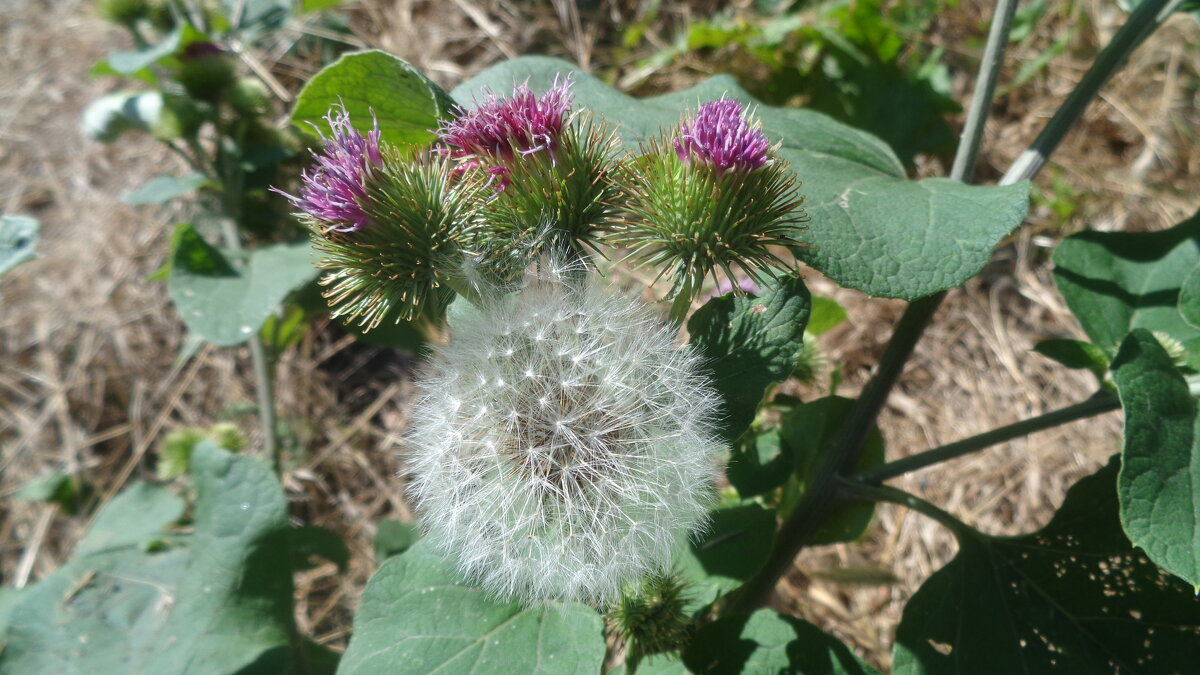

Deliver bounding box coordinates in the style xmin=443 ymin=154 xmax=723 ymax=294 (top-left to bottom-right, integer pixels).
xmin=2 ymin=0 xmax=1198 ymax=670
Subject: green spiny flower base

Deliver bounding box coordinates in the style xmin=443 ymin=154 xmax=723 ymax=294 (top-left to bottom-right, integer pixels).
xmin=314 ymin=153 xmax=486 ymax=330
xmin=481 ymin=118 xmax=622 ymax=259
xmin=614 ymin=140 xmax=807 ymax=299
xmin=609 ymin=573 xmax=694 ymax=669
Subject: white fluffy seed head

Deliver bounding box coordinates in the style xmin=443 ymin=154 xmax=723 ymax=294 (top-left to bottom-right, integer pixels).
xmin=405 ymin=274 xmax=723 ymax=605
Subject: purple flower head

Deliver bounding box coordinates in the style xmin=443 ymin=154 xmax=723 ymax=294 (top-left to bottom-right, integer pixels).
xmin=273 ymin=103 xmax=382 ymax=233
xmin=674 ymin=98 xmax=770 ymax=174
xmin=437 ymin=75 xmax=574 ymax=174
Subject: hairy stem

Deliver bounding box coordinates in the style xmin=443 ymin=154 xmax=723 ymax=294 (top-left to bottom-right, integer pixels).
xmin=951 ymin=0 xmax=1021 ymax=182
xmin=855 ymin=391 xmax=1120 ymax=485
xmin=1002 ymin=0 xmax=1184 ymax=185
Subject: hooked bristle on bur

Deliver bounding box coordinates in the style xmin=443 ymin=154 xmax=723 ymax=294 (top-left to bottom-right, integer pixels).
xmin=405 ymin=274 xmax=723 ymax=605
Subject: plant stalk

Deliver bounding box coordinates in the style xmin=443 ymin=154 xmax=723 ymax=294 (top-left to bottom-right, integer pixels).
xmin=217 ymin=219 xmax=280 ymax=471
xmin=721 ymin=0 xmax=1027 ymax=615
xmin=951 ymin=0 xmax=1021 ymax=182
xmin=855 ymin=391 xmax=1120 ymax=485
xmin=723 ymin=292 xmax=945 ymax=614
xmin=1001 ymin=0 xmax=1184 ymax=185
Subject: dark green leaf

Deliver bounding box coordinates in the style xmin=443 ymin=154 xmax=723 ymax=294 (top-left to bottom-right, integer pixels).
xmin=292 ymin=50 xmax=455 ymax=149
xmin=892 ymin=457 xmax=1200 ymax=674
xmin=1179 ymin=263 xmax=1200 ymax=329
xmin=781 ymin=396 xmax=884 ymax=544
xmin=1111 ymin=330 xmax=1200 ymax=588
xmin=677 ymin=504 xmax=776 ymax=610
xmin=454 ymin=57 xmax=1031 ymax=299
xmin=13 ymin=472 xmax=90 ymax=515
xmin=0 ymin=215 xmax=38 ymax=277
xmin=1053 ymin=211 xmax=1200 ymax=354
xmin=290 ymin=526 xmax=350 ymax=572
xmin=337 ymin=539 xmax=605 ymax=674
xmin=167 ymin=224 xmax=318 ymax=347
xmin=688 ymin=274 xmax=811 ymax=443
xmin=683 ymin=609 xmax=880 ymax=674
xmin=122 ymin=173 xmax=209 ymax=205
xmin=1033 ymin=338 xmax=1110 ymax=380
xmin=727 ymin=428 xmax=793 ymax=498
xmin=373 ymin=519 xmax=421 ymax=560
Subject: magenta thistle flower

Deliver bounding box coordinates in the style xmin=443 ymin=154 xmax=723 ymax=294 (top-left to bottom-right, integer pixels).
xmin=437 ymin=75 xmax=574 ymax=172
xmin=673 ymin=98 xmax=770 ymax=174
xmin=274 ymin=104 xmax=382 ymax=233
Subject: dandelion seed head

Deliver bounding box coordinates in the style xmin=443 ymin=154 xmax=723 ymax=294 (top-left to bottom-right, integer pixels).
xmin=406 ymin=278 xmax=723 ymax=605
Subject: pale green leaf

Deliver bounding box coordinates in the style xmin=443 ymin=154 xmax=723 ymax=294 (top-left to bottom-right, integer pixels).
xmin=337 ymin=540 xmax=605 ymax=674
xmin=122 ymin=173 xmax=208 ymax=205
xmin=0 ymin=215 xmax=38 ymax=277
xmin=167 ymin=224 xmax=317 ymax=347
xmin=292 ymin=50 xmax=456 ymax=149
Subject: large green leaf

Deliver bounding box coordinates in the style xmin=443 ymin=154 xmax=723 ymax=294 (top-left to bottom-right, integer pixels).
xmin=337 ymin=540 xmax=605 ymax=674
xmin=167 ymin=224 xmax=317 ymax=347
xmin=781 ymin=396 xmax=885 ymax=544
xmin=453 ymin=57 xmax=1031 ymax=300
xmin=0 ymin=443 xmax=331 ymax=674
xmin=1111 ymin=330 xmax=1200 ymax=589
xmin=683 ymin=609 xmax=880 ymax=674
xmin=291 ymin=50 xmax=456 ymax=148
xmin=687 ymin=274 xmax=811 ymax=443
xmin=892 ymin=457 xmax=1200 ymax=674
xmin=1053 ymin=211 xmax=1200 ymax=354
xmin=0 ymin=215 xmax=38 ymax=277
xmin=676 ymin=503 xmax=777 ymax=611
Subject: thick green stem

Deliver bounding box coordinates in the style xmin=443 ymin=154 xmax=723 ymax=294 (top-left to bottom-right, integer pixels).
xmin=1001 ymin=0 xmax=1184 ymax=185
xmin=855 ymin=391 xmax=1120 ymax=485
xmin=723 ymin=292 xmax=944 ymax=614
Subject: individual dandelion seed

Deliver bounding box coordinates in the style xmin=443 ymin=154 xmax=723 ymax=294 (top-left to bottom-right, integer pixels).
xmin=274 ymin=104 xmax=488 ymax=328
xmin=405 ymin=269 xmax=724 ymax=605
xmin=611 ymin=97 xmax=807 ymax=301
xmin=436 ymin=75 xmax=623 ymax=257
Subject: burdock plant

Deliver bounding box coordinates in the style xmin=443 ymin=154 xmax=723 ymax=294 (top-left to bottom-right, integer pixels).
xmin=405 ymin=263 xmax=723 ymax=605
xmin=276 ymin=105 xmax=487 ymax=329
xmin=437 ymin=76 xmax=622 ymax=257
xmin=614 ymin=98 xmax=807 ymax=320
